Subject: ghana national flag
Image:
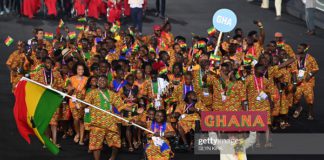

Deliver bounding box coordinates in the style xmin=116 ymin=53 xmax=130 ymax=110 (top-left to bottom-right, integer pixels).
xmin=13 ymin=79 xmax=63 ymax=155
xmin=5 ymin=36 xmax=14 ymax=46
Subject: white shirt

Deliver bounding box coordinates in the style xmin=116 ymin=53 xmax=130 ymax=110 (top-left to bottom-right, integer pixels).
xmin=303 ymin=0 xmax=316 ymax=8
xmin=128 ymin=0 xmax=144 ymax=8
xmin=209 ymin=132 xmax=256 ymax=160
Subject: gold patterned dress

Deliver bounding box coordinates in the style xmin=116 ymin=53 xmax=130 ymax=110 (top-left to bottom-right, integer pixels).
xmin=68 ymin=75 xmax=89 ymax=120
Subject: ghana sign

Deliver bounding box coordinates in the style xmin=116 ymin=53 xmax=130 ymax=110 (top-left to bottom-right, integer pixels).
xmin=201 ymin=111 xmax=268 ymax=131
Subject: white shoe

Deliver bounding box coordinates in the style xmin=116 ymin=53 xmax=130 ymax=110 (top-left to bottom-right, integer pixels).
xmin=4 ymin=7 xmax=10 ymax=13
xmin=0 ymin=11 xmax=4 ymax=16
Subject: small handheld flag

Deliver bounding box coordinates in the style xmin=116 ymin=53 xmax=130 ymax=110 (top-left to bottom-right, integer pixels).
xmin=75 ymin=25 xmax=84 ymax=31
xmin=4 ymin=36 xmax=14 ymax=47
xmin=179 ymin=42 xmax=187 ymax=49
xmin=207 ymin=27 xmax=216 ymax=36
xmin=68 ymin=32 xmax=77 ymax=39
xmin=121 ymin=45 xmax=128 ymax=53
xmin=44 ymin=32 xmax=54 ymax=40
xmin=78 ymin=17 xmax=87 ymax=23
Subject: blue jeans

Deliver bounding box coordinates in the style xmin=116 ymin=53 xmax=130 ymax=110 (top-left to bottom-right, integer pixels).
xmin=131 ymin=7 xmax=143 ymax=33
xmin=305 ymin=8 xmax=315 ymax=31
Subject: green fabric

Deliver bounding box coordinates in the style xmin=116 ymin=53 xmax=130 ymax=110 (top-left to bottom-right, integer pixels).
xmin=84 ymin=52 xmax=91 ymax=60
xmin=199 ymin=69 xmax=203 ymax=88
xmin=226 ymin=82 xmax=235 ymax=96
xmin=107 ymin=73 xmax=113 ymax=85
xmin=34 ymin=89 xmax=63 ymax=155
xmin=99 ymin=90 xmax=111 ymax=111
xmin=84 ymin=110 xmax=91 ymax=123
xmin=153 ymin=82 xmax=158 ymax=94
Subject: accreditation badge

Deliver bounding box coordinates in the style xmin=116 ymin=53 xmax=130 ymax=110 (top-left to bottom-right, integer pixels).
xmin=252 ymin=60 xmax=258 ymax=66
xmin=203 ymin=87 xmax=209 ymax=96
xmin=221 ymin=91 xmax=226 ymax=102
xmin=179 ymin=114 xmax=186 ymax=120
xmin=298 ymin=69 xmax=305 ymax=78
xmin=154 ymin=99 xmax=161 ymax=108
xmin=259 ymin=91 xmax=268 ymax=100
xmin=84 ymin=108 xmax=90 ymax=114
xmin=72 ymin=94 xmax=77 ymax=102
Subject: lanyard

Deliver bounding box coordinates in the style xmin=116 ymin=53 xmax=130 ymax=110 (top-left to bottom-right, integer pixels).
xmin=115 ymin=80 xmax=124 ymax=92
xmin=151 ymin=121 xmax=166 ymax=134
xmin=127 ymin=85 xmax=134 ymax=98
xmin=254 ymin=75 xmax=263 ymax=93
xmin=184 ymin=103 xmax=195 ymax=113
xmin=298 ymin=54 xmax=308 ymax=70
xmin=43 ymin=69 xmax=53 ymax=85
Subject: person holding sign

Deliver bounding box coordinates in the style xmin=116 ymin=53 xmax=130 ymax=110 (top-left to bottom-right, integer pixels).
xmin=293 ymin=43 xmax=319 ymax=120
xmin=209 ymin=131 xmax=257 ymax=160
xmin=245 ymin=63 xmax=274 ymax=147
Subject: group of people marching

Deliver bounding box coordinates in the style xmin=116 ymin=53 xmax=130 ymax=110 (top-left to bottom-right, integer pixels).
xmin=6 ymin=18 xmax=319 ymax=160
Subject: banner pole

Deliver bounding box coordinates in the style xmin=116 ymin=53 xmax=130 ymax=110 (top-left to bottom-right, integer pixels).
xmin=213 ymin=31 xmax=223 ymax=56
xmin=21 ymin=77 xmax=154 ymax=134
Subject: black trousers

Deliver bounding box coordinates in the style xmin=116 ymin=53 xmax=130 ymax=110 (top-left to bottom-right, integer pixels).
xmin=0 ymin=1 xmax=3 ymax=11
xmin=58 ymin=0 xmax=72 ymax=16
xmin=156 ymin=0 xmax=166 ymax=16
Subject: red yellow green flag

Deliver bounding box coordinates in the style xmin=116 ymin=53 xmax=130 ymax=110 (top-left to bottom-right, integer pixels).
xmin=4 ymin=36 xmax=14 ymax=46
xmin=68 ymin=32 xmax=76 ymax=39
xmin=207 ymin=27 xmax=216 ymax=36
xmin=44 ymin=32 xmax=54 ymax=40
xmin=75 ymin=24 xmax=84 ymax=31
xmin=13 ymin=80 xmax=63 ymax=155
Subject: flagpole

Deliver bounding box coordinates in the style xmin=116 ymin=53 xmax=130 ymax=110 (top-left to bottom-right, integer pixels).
xmin=21 ymin=77 xmax=154 ymax=134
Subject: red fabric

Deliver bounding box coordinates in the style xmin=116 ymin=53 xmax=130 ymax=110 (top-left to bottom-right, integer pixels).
xmin=23 ymin=0 xmax=41 ymax=19
xmin=74 ymin=0 xmax=89 ymax=16
xmin=13 ymin=80 xmax=35 ymax=144
xmin=107 ymin=1 xmax=122 ymax=23
xmin=99 ymin=1 xmax=107 ymax=15
xmin=45 ymin=0 xmax=57 ymax=16
xmin=124 ymin=0 xmax=131 ymax=16
xmin=143 ymin=0 xmax=148 ymax=10
xmin=88 ymin=0 xmax=101 ymax=19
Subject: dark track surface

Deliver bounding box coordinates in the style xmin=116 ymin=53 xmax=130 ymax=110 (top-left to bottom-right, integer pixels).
xmin=0 ymin=0 xmax=324 ymax=159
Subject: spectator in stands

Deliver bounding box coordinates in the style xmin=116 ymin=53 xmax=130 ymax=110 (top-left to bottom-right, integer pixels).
xmin=303 ymin=0 xmax=316 ymax=35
